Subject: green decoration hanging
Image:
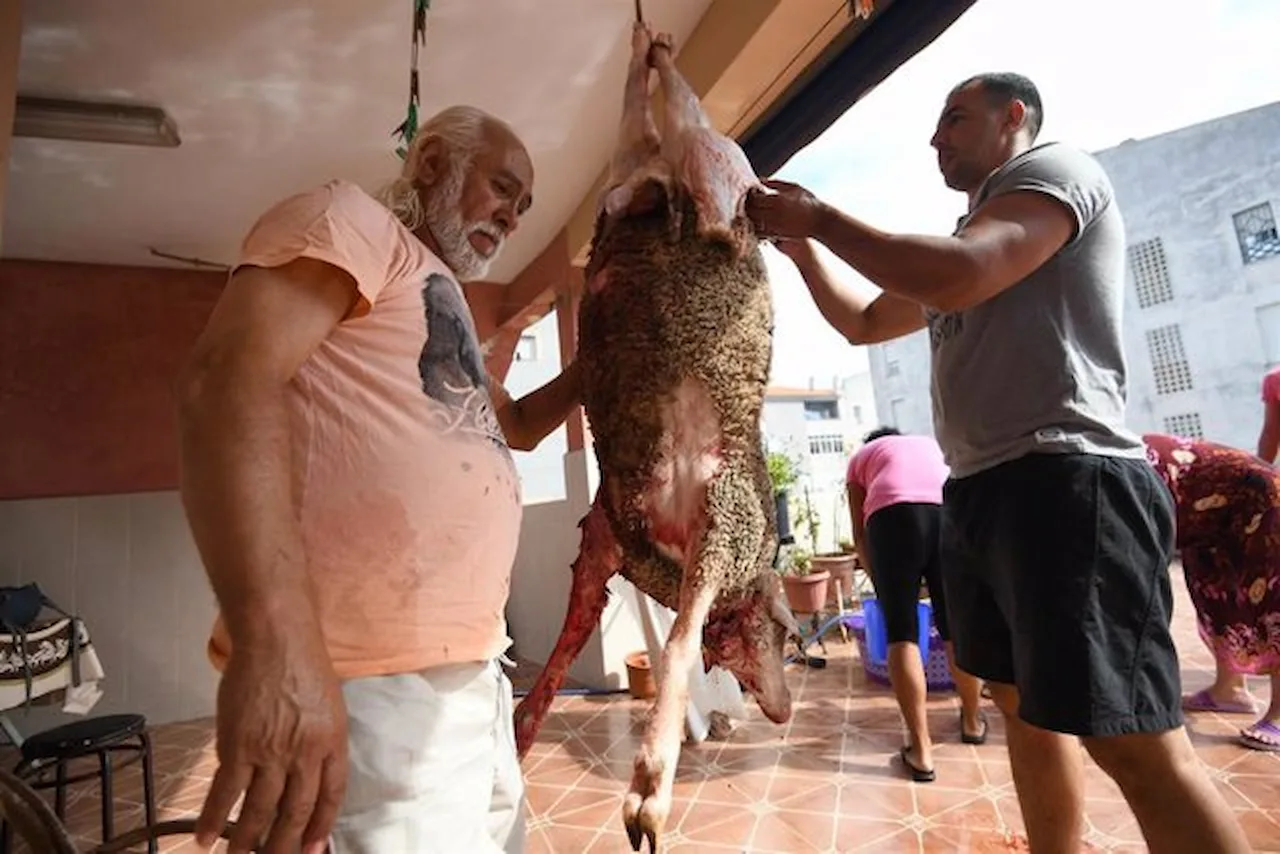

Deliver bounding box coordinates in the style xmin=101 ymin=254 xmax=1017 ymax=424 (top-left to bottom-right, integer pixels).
xmin=393 ymin=0 xmax=430 ymax=160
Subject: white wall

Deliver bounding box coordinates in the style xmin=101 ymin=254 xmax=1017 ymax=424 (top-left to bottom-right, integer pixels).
xmin=506 ymin=450 xmax=654 ymax=690
xmin=867 ymin=331 xmax=934 ymax=438
xmin=0 ymin=492 xmax=217 ymax=731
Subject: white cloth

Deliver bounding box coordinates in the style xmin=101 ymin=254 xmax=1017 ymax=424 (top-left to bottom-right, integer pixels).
xmin=331 ymin=659 xmax=525 ymax=854
xmin=0 ymin=618 xmax=105 ymax=715
xmin=634 ymin=591 xmax=747 ymax=743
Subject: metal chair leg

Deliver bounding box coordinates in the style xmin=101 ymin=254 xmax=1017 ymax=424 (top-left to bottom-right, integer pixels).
xmin=54 ymin=761 xmax=68 ymax=821
xmin=99 ymin=749 xmax=114 ymax=843
xmin=139 ymin=732 xmax=158 ymax=854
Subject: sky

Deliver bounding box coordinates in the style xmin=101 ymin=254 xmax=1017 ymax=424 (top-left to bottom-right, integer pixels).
xmin=763 ymin=0 xmax=1280 ymax=389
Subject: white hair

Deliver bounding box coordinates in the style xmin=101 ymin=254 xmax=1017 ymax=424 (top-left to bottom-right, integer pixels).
xmin=374 ymin=105 xmax=503 ymax=231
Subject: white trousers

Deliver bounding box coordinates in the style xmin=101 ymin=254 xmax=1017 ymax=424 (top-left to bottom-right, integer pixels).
xmin=330 ymin=659 xmax=526 ymax=854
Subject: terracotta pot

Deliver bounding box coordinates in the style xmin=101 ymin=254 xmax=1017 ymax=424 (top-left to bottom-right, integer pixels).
xmin=625 ymin=650 xmax=657 ymax=700
xmin=812 ymin=554 xmax=858 ymax=606
xmin=782 ymin=570 xmax=830 ymax=614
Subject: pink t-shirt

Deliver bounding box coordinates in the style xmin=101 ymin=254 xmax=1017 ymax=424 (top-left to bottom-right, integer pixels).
xmin=1262 ymin=366 xmax=1280 ymax=403
xmin=846 ymin=434 xmax=949 ymax=522
xmin=207 ymin=179 xmax=523 ymax=679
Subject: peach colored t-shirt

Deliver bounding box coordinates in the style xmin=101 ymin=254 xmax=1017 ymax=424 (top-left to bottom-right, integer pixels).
xmin=207 ymin=179 xmax=523 ymax=680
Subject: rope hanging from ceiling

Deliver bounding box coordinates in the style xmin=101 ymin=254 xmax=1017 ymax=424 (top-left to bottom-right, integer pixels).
xmin=393 ymin=0 xmax=430 ymax=160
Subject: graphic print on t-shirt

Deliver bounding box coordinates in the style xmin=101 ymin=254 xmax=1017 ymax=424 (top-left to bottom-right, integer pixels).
xmin=417 ymin=272 xmax=508 ymax=448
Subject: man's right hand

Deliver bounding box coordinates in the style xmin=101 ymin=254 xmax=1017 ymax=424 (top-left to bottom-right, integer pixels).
xmin=196 ymin=637 xmax=348 ymax=854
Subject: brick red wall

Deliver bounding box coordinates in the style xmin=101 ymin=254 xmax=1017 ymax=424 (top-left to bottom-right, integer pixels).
xmin=0 ymin=260 xmax=224 ymax=500
xmin=0 ymin=262 xmax=527 ymax=500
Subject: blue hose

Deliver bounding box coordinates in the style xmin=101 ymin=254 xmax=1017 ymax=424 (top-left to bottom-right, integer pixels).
xmin=512 ymin=686 xmax=631 ymax=698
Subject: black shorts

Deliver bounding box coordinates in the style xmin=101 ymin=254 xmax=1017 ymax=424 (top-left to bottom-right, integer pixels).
xmin=941 ymin=452 xmax=1182 ymax=737
xmin=865 ymin=502 xmax=951 ymax=645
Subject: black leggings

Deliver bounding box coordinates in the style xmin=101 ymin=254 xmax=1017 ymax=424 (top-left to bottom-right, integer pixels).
xmin=865 ymin=502 xmax=950 ymax=644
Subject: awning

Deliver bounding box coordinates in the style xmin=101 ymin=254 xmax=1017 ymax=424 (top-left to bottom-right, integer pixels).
xmin=741 ymin=0 xmax=980 ymax=176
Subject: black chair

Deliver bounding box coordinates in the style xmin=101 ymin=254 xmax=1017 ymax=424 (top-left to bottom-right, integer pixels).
xmin=1 ymin=714 xmax=157 ymax=854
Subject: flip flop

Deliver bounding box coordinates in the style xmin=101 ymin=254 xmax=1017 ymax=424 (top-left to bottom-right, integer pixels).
xmin=899 ymin=746 xmax=936 ymax=783
xmin=1238 ymin=720 xmax=1280 ymax=753
xmin=961 ymin=711 xmax=989 ymax=745
xmin=1182 ymin=687 xmax=1259 ymax=715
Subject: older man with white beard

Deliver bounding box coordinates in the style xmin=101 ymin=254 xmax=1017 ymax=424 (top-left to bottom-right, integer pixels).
xmin=177 ymin=105 xmax=581 ymax=854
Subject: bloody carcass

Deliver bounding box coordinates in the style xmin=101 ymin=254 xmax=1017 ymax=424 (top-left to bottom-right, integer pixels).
xmin=510 ymin=15 xmax=810 ymax=853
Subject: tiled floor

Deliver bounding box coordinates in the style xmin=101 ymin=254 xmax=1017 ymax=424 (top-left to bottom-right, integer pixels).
xmin=11 ymin=566 xmax=1280 ymax=852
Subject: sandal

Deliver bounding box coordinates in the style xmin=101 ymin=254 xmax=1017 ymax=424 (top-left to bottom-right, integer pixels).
xmin=961 ymin=711 xmax=989 ymax=745
xmin=1239 ymin=720 xmax=1280 ymax=753
xmin=1182 ymin=688 xmax=1259 ymax=715
xmin=899 ymin=746 xmax=936 ymax=783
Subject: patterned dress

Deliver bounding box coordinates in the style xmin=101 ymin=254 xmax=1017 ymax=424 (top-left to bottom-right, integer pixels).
xmin=1144 ymin=433 xmax=1280 ymax=675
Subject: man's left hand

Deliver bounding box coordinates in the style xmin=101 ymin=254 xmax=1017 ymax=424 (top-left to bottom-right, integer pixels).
xmin=747 ymin=179 xmax=826 ymax=240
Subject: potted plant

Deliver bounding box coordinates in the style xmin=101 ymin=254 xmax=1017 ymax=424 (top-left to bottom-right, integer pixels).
xmin=807 ymin=489 xmax=858 ymax=605
xmin=779 ymin=547 xmax=829 ymax=613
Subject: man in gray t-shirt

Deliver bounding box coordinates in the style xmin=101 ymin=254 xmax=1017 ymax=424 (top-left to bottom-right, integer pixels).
xmin=747 ymin=73 xmax=1248 ymax=853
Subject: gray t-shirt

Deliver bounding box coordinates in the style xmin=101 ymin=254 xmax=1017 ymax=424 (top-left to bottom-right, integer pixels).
xmin=925 ymin=142 xmax=1146 ymax=479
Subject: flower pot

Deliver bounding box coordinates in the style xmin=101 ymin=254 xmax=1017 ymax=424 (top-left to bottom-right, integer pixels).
xmin=812 ymin=554 xmax=858 ymax=606
xmin=625 ymin=650 xmax=657 ymax=700
xmin=782 ymin=570 xmax=830 ymax=614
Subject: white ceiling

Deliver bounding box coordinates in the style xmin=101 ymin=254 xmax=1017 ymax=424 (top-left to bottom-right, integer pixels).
xmin=4 ymin=0 xmax=713 ymax=281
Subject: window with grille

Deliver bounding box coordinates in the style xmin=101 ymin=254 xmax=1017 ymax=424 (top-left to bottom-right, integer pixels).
xmin=1233 ymin=202 xmax=1280 ymax=265
xmin=1128 ymin=238 xmax=1173 ymax=307
xmin=1162 ymin=413 xmax=1203 ymax=439
xmin=807 ymin=435 xmax=845 ymax=456
xmin=1145 ymin=324 xmax=1193 ymax=394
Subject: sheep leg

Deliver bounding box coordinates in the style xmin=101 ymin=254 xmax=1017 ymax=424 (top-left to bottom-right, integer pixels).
xmin=649 ymin=32 xmax=760 ymax=251
xmin=602 ymin=21 xmax=671 ymax=219
xmin=622 ymin=526 xmax=728 ymax=852
xmin=513 ymin=499 xmax=621 ymax=757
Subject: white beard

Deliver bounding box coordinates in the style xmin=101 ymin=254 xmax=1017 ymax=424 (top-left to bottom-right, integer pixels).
xmin=423 ymin=161 xmax=504 ymax=281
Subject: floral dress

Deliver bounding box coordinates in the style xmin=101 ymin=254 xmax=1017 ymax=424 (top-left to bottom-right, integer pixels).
xmin=1144 ymin=433 xmax=1280 ymax=675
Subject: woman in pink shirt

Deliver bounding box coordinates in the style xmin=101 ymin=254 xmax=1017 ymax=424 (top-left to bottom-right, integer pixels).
xmin=847 ymin=427 xmax=985 ymax=782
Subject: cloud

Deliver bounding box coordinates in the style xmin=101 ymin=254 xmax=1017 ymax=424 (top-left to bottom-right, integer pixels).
xmin=767 ymin=0 xmax=1278 ymax=386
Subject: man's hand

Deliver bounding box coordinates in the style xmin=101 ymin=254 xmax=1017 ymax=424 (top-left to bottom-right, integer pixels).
xmin=769 ymin=236 xmax=818 ymax=264
xmin=196 ymin=637 xmax=348 ymax=854
xmin=747 ymin=179 xmax=826 ymax=240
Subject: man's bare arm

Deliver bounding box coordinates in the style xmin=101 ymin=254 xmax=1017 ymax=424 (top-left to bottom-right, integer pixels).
xmin=1258 ymin=399 xmax=1280 ymax=463
xmin=179 ymin=257 xmax=356 ymax=642
xmin=177 ymin=256 xmax=357 ymax=853
xmin=784 ymin=241 xmax=925 ymax=344
xmin=809 ymin=191 xmax=1075 ymax=314
xmin=491 ymin=359 xmax=583 ymax=452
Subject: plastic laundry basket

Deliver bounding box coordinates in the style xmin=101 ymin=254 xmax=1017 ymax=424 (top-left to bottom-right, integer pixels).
xmin=862 ymin=597 xmax=931 ymax=664
xmin=847 ymin=598 xmax=955 ymax=692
